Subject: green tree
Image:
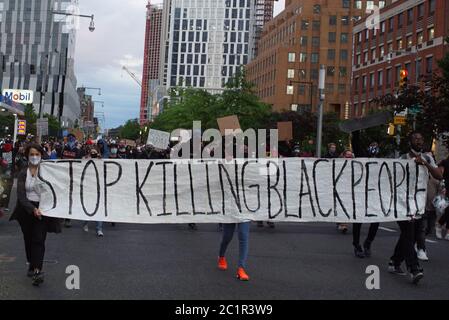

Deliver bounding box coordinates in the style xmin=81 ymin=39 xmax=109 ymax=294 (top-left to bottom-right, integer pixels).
xmin=0 ymin=113 xmax=15 ymax=138
xmin=119 ymin=119 xmax=141 ymax=140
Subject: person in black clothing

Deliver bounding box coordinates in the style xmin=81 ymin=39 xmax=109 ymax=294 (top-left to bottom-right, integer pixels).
xmin=389 ymin=132 xmax=443 ymax=284
xmin=352 ymin=142 xmax=380 ymax=258
xmin=324 ymin=142 xmax=338 ymax=159
xmin=10 ymin=144 xmax=61 ymax=286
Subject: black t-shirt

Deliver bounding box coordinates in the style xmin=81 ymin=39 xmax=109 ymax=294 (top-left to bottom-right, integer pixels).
xmin=439 ymin=158 xmax=449 ymax=190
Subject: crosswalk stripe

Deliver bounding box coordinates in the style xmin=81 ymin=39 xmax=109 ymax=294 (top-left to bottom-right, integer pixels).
xmin=379 ymin=227 xmax=397 ymax=232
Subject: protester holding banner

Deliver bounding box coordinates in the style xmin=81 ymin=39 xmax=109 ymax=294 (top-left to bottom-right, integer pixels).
xmin=352 ymin=142 xmax=380 ymax=258
xmin=334 ymin=149 xmax=353 ymax=235
xmin=9 ymin=143 xmax=61 ymax=286
xmin=389 ymin=132 xmax=443 ymax=284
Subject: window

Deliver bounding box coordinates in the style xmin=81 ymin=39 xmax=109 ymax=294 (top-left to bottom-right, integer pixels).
xmin=367 ymin=1 xmax=375 ymax=10
xmin=312 ymin=37 xmax=320 ymax=47
xmin=370 ymin=73 xmax=375 ymax=89
xmin=397 ymin=39 xmax=403 ymax=50
xmin=354 ymin=1 xmax=362 ymax=9
xmin=287 ymin=69 xmax=295 ymax=79
xmin=330 ymin=15 xmax=337 ymax=25
xmin=311 ymin=69 xmax=319 ymax=79
xmin=416 ymin=59 xmax=422 ymax=76
xmin=379 ymin=45 xmax=385 ymax=57
xmin=326 ymin=84 xmax=334 ymax=94
xmin=341 ymin=16 xmax=349 ymax=26
xmin=417 ymin=31 xmax=424 ymax=45
xmin=356 ymin=54 xmax=361 ymax=65
xmin=299 ymin=53 xmax=307 ymax=62
xmin=386 ymin=68 xmax=392 ymax=85
xmin=398 ymin=13 xmax=403 ymax=28
xmin=341 ymin=33 xmax=348 ymax=43
xmin=428 ymin=27 xmax=435 ymax=41
xmin=429 ymin=0 xmax=436 ymax=14
xmin=329 ymin=32 xmax=336 ymax=43
xmin=300 ymin=36 xmax=308 ymax=46
xmin=287 ymin=85 xmax=294 ymax=95
xmin=407 ymin=9 xmax=413 ymax=25
xmin=418 ymin=4 xmax=424 ymax=18
xmin=379 ymin=1 xmax=386 ymax=9
xmin=407 ymin=35 xmax=413 ymax=48
xmin=327 ymin=66 xmax=335 ymax=77
xmin=426 ymin=56 xmax=433 ymax=73
xmin=313 ymin=4 xmax=321 ymax=14
xmin=328 ymin=49 xmax=336 ymax=60
xmin=339 ymin=67 xmax=347 ymax=77
xmin=371 ymin=48 xmax=376 ymax=61
xmin=301 ymin=20 xmax=309 ymax=30
xmin=389 ymin=17 xmax=394 ymax=32
xmin=312 ymin=20 xmax=320 ymax=30
xmin=298 ymin=85 xmax=306 ymax=95
xmin=380 ymin=21 xmax=386 ymax=33
xmin=355 ymin=77 xmax=359 ymax=90
xmin=288 ymin=52 xmax=296 ymax=62
xmin=364 ymin=52 xmax=369 ymax=63
xmin=388 ymin=42 xmax=394 ymax=53
xmin=299 ymin=69 xmax=307 ymax=79
xmin=339 ymin=84 xmax=346 ymax=93
xmin=362 ymin=75 xmax=367 ymax=90
xmin=340 ymin=50 xmax=348 ymax=61
xmin=378 ymin=70 xmax=383 ymax=86
xmin=311 ymin=53 xmax=319 ymax=64
xmin=342 ymin=0 xmax=350 ymax=8
xmin=395 ymin=66 xmax=402 ymax=83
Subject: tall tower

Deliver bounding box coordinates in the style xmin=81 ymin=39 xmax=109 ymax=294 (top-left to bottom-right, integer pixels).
xmin=254 ymin=0 xmax=277 ymax=57
xmin=0 ymin=0 xmax=81 ymax=127
xmin=140 ymin=1 xmax=163 ymax=124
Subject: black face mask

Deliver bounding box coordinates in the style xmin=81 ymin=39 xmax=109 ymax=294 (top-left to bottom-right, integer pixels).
xmin=91 ymin=154 xmax=98 ymax=158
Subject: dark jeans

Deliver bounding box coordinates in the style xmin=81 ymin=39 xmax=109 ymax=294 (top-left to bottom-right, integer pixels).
xmin=414 ymin=211 xmax=436 ymax=250
xmin=352 ymin=223 xmax=379 ymax=247
xmin=424 ymin=211 xmax=437 ymax=235
xmin=439 ymin=207 xmax=449 ymax=229
xmin=390 ymin=221 xmax=420 ymax=272
xmin=19 ymin=213 xmax=47 ymax=271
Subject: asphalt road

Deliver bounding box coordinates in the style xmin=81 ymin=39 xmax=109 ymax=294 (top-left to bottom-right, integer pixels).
xmin=1 ymin=216 xmax=449 ymax=300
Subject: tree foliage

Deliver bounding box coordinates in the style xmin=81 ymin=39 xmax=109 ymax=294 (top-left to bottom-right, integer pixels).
xmin=119 ymin=119 xmax=141 ymax=140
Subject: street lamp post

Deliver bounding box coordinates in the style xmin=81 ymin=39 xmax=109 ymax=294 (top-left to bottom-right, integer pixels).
xmin=12 ymin=114 xmax=18 ymax=145
xmin=316 ymin=65 xmax=326 ymax=158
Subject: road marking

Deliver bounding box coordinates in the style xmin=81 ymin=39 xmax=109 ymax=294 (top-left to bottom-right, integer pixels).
xmin=425 ymin=239 xmax=437 ymax=244
xmin=379 ymin=227 xmax=396 ymax=233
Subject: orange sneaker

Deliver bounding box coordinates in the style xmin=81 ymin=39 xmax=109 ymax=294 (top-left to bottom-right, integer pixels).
xmin=218 ymin=257 xmax=228 ymax=270
xmin=236 ymin=267 xmax=249 ymax=281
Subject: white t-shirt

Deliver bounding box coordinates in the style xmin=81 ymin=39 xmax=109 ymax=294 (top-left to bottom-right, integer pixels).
xmin=26 ymin=169 xmax=41 ymax=202
xmin=401 ymin=151 xmax=438 ymax=168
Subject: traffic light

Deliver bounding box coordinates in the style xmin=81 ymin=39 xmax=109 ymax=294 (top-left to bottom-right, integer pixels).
xmin=387 ymin=123 xmax=395 ymax=136
xmin=399 ymin=69 xmax=408 ymax=88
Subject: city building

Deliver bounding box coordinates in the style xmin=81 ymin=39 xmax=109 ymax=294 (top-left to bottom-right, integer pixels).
xmin=77 ymin=87 xmax=95 ymax=135
xmin=0 ymin=0 xmax=81 ymax=128
xmin=246 ymin=0 xmax=388 ymax=118
xmin=140 ymin=1 xmax=163 ymax=125
xmin=157 ymin=0 xmax=275 ymax=98
xmin=352 ymin=0 xmax=446 ymax=118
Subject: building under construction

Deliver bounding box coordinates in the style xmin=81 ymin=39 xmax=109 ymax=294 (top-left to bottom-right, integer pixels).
xmin=140 ymin=1 xmax=163 ymax=125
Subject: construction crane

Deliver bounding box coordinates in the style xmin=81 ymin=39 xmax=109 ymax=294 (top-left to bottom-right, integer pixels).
xmin=122 ymin=65 xmax=143 ymax=88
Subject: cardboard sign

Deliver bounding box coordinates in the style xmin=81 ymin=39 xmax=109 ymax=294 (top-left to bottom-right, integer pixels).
xmin=123 ymin=139 xmax=137 ymax=147
xmin=147 ymin=129 xmax=171 ymax=150
xmin=277 ymin=122 xmax=293 ymax=141
xmin=217 ymin=115 xmax=241 ymax=135
xmin=69 ymin=129 xmax=84 ymax=142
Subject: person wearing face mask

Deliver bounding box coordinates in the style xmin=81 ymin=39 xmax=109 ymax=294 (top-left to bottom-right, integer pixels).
xmin=10 ymin=144 xmax=61 ymax=286
xmin=351 ymin=142 xmax=381 ymax=258
xmin=109 ymin=141 xmax=119 ymax=159
xmin=61 ymin=134 xmax=82 ymax=228
xmin=388 ymin=132 xmax=443 ymax=284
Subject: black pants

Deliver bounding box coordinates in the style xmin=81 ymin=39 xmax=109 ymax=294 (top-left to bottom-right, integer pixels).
xmin=18 ymin=206 xmax=47 ymax=271
xmin=352 ymin=223 xmax=379 ymax=247
xmin=424 ymin=210 xmax=437 ymax=235
xmin=390 ymin=221 xmax=420 ymax=272
xmin=439 ymin=207 xmax=449 ymax=229
xmin=414 ymin=218 xmax=426 ymax=251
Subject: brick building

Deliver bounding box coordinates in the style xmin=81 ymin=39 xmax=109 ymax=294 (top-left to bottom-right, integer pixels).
xmin=351 ymin=0 xmax=447 ymax=118
xmin=247 ymin=0 xmax=388 ymax=118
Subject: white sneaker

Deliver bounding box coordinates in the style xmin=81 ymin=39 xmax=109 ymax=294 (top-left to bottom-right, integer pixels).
xmin=83 ymin=225 xmax=89 ymax=233
xmin=97 ymin=230 xmax=104 ymax=237
xmin=417 ymin=249 xmax=429 ymax=261
xmin=436 ymin=225 xmax=443 ymax=239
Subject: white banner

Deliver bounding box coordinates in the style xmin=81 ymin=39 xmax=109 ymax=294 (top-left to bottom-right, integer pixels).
xmin=37 ymin=158 xmax=429 ymax=224
xmin=147 ymin=129 xmax=170 ymax=150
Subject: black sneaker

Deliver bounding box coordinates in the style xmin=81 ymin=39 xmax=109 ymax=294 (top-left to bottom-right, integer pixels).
xmin=32 ymin=271 xmax=44 ymax=286
xmin=388 ymin=261 xmax=406 ymax=275
xmin=188 ymin=223 xmax=197 ymax=230
xmin=363 ymin=242 xmax=372 ymax=258
xmin=257 ymin=221 xmax=264 ymax=228
xmin=410 ymin=269 xmax=424 ymax=284
xmin=27 ymin=269 xmax=34 ymax=278
xmin=354 ymin=245 xmax=365 ymax=258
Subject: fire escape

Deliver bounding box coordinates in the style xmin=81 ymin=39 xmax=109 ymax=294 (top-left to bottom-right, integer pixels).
xmin=253 ymin=0 xmax=277 ymax=58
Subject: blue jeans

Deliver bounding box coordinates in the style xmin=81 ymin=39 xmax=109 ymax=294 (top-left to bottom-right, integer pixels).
xmin=83 ymin=221 xmax=103 ymax=232
xmin=219 ymin=222 xmax=250 ymax=269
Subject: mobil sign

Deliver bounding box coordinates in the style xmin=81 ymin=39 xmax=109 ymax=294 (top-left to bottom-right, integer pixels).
xmin=2 ymin=89 xmax=34 ymax=104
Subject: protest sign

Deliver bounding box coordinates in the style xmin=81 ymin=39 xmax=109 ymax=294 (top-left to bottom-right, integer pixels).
xmin=217 ymin=116 xmax=241 ymax=135
xmin=147 ymin=129 xmax=171 ymax=150
xmin=277 ymin=122 xmax=293 ymax=142
xmin=38 ymin=158 xmax=429 ymax=224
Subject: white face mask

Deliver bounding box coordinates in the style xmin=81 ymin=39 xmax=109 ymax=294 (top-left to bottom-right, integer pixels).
xmin=29 ymin=156 xmax=41 ymax=166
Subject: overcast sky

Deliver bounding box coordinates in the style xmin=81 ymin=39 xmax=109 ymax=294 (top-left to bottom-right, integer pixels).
xmin=75 ymin=0 xmax=285 ymax=129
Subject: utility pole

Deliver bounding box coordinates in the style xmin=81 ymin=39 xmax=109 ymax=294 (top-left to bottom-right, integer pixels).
xmin=316 ymin=64 xmax=326 ymax=158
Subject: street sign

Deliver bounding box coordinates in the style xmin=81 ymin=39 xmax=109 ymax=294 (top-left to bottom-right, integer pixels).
xmin=339 ymin=111 xmax=392 ymax=133
xmin=409 ymin=104 xmax=421 ymax=115
xmin=37 ymin=118 xmax=49 ymax=136
xmin=394 ymin=115 xmax=407 ymax=125
xmin=17 ymin=120 xmax=26 ymax=135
